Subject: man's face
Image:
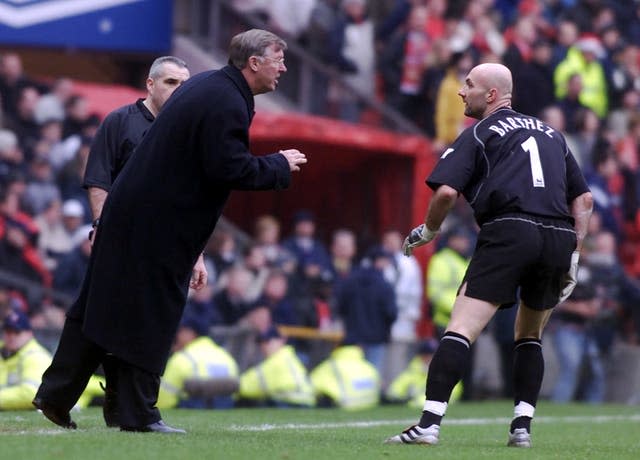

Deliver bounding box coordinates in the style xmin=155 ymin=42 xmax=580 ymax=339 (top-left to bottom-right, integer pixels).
xmin=2 ymin=328 xmax=29 ymax=353
xmin=458 ymin=69 xmax=488 ymax=120
xmin=332 ymin=234 xmax=355 ymax=259
xmin=147 ymin=62 xmax=191 ymax=111
xmin=253 ymin=44 xmax=287 ymax=95
xmin=295 ymin=220 xmax=315 ymax=238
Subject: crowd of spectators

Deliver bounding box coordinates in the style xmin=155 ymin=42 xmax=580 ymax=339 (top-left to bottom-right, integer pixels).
xmin=0 ymin=51 xmax=99 ymax=328
xmin=231 ymin=0 xmax=640 ymax=334
xmin=231 ymin=0 xmax=640 ymax=292
xmin=2 ymin=0 xmax=640 ymax=404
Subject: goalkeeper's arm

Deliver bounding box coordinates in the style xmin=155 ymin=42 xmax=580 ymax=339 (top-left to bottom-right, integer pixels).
xmin=570 ymin=191 xmax=594 ymax=253
xmin=403 ymin=185 xmax=458 ymax=256
xmin=424 ymin=184 xmax=459 ymax=232
xmin=558 ymin=191 xmax=594 ymax=304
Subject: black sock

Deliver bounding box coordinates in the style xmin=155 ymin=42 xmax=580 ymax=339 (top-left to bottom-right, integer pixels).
xmin=510 ymin=416 xmax=532 ymax=433
xmin=419 ymin=331 xmax=470 ymax=428
xmin=511 ymin=338 xmax=543 ymax=433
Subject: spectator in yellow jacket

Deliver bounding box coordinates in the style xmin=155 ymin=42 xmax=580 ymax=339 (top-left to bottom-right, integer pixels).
xmin=157 ymin=313 xmax=239 ymax=409
xmin=238 ymin=326 xmax=314 ymax=407
xmin=385 ymin=339 xmax=462 ymax=408
xmin=426 ymin=226 xmax=474 ymax=335
xmin=1 ymin=310 xmax=52 ymax=410
xmin=310 ymin=344 xmax=380 ymax=410
xmin=0 ymin=310 xmax=103 ymax=411
xmin=554 ymin=37 xmax=608 ymax=118
xmin=434 ymin=50 xmax=475 ymax=149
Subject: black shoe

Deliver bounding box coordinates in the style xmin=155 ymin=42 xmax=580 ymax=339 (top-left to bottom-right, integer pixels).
xmin=32 ymin=398 xmax=77 ymax=429
xmin=120 ymin=420 xmax=186 ymax=434
xmin=99 ymin=381 xmax=119 ymax=427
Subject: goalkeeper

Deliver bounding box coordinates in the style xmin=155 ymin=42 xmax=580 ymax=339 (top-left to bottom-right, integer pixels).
xmin=385 ymin=62 xmax=593 ymax=449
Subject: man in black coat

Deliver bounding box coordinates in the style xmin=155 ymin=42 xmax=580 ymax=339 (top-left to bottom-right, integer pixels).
xmin=83 ymin=55 xmax=191 ymax=428
xmin=33 ymin=29 xmax=307 ymax=433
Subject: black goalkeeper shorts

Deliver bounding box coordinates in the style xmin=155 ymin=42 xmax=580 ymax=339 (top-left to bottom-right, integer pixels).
xmin=463 ymin=213 xmax=577 ymax=310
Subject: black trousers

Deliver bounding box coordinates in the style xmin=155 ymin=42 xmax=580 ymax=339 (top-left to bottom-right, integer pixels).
xmin=36 ymin=317 xmax=161 ymax=427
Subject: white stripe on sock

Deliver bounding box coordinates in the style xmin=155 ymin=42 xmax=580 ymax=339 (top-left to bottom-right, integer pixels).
xmin=514 ymin=401 xmax=535 ymax=418
xmin=423 ymin=400 xmax=448 ymax=416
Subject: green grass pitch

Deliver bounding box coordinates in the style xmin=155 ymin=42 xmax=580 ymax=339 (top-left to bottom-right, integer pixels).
xmin=1 ymin=401 xmax=639 ymax=459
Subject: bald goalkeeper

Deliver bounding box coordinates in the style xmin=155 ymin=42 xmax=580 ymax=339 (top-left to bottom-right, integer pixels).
xmin=384 ymin=63 xmax=593 ymax=448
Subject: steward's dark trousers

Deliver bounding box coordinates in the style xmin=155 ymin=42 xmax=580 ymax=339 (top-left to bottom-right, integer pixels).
xmin=36 ymin=316 xmax=161 ymax=428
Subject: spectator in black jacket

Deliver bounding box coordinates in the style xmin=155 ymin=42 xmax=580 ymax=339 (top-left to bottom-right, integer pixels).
xmin=336 ymin=246 xmax=397 ymax=376
xmin=514 ymin=39 xmax=556 ymax=117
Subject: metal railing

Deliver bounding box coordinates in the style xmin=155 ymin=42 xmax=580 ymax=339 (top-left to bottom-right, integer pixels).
xmin=176 ymin=0 xmax=424 ymax=135
xmin=0 ymin=268 xmax=74 ymax=309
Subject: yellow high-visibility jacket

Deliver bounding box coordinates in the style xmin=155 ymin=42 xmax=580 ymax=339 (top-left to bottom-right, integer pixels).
xmin=239 ymin=344 xmax=314 ymax=407
xmin=158 ymin=336 xmax=238 ymax=409
xmin=76 ymin=375 xmax=107 ymax=409
xmin=385 ymin=356 xmax=463 ymax=408
xmin=0 ymin=338 xmax=51 ymax=410
xmin=427 ymin=247 xmax=470 ymax=330
xmin=310 ymin=345 xmax=380 ymax=410
xmin=554 ymin=46 xmax=608 ymax=118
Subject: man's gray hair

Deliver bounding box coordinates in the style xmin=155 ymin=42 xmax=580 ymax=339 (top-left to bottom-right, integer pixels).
xmin=227 ymin=29 xmax=287 ymax=70
xmin=148 ymin=56 xmax=188 ymax=79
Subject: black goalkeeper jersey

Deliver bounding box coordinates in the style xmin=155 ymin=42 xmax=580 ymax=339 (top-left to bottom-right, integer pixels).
xmin=83 ymin=98 xmax=155 ymax=192
xmin=426 ymin=107 xmax=590 ymax=226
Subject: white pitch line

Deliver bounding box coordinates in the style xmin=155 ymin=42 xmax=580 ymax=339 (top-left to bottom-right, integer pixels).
xmin=229 ymin=414 xmax=640 ymax=432
xmin=0 ymin=429 xmax=68 ymax=436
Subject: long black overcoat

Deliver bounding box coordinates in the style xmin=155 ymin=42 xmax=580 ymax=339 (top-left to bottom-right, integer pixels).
xmin=67 ymin=66 xmax=291 ymax=374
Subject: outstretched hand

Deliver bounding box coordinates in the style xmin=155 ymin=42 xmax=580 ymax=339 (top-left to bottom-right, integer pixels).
xmin=279 ymin=149 xmax=307 ymax=172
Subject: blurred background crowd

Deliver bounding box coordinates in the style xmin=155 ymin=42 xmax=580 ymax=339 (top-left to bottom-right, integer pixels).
xmin=2 ymin=0 xmax=640 ymax=410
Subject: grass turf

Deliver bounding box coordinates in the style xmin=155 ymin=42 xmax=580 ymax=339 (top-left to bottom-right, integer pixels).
xmin=1 ymin=401 xmax=639 ymax=460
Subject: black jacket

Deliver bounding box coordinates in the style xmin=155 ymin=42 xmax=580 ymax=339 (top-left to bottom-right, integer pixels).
xmin=338 ymin=266 xmax=397 ymax=345
xmin=68 ymin=66 xmax=291 ymax=373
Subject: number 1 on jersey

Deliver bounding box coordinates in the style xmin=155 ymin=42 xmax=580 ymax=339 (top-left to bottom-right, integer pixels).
xmin=521 ymin=136 xmax=545 ymax=188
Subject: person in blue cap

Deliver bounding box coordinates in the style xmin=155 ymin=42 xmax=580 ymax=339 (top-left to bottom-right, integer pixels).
xmin=238 ymin=325 xmax=314 ymax=408
xmin=0 ymin=310 xmax=52 ymax=410
xmin=157 ymin=310 xmax=238 ymax=410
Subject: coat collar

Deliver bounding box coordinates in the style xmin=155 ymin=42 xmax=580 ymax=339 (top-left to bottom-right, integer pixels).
xmin=221 ymin=65 xmax=255 ymax=122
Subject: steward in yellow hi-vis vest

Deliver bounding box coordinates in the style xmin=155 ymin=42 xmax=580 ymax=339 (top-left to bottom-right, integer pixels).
xmin=426 ymin=227 xmax=473 ymax=333
xmin=0 ymin=310 xmax=106 ymax=411
xmin=385 ymin=340 xmax=462 ymax=408
xmin=553 ymin=40 xmax=608 ymax=118
xmin=158 ymin=315 xmax=239 ymax=409
xmin=310 ymin=345 xmax=380 ymax=410
xmin=1 ymin=310 xmax=52 ymax=410
xmin=238 ymin=327 xmax=314 ymax=407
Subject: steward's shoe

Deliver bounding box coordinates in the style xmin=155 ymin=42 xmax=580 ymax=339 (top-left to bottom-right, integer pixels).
xmin=507 ymin=428 xmax=532 ymax=448
xmin=32 ymin=398 xmax=77 ymax=429
xmin=384 ymin=424 xmax=439 ymax=445
xmin=99 ymin=381 xmax=119 ymax=427
xmin=121 ymin=420 xmax=186 ymax=434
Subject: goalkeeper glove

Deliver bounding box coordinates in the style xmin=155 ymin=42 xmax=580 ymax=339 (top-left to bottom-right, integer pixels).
xmin=402 ymin=224 xmax=439 ymax=256
xmin=558 ymin=250 xmax=580 ymax=304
